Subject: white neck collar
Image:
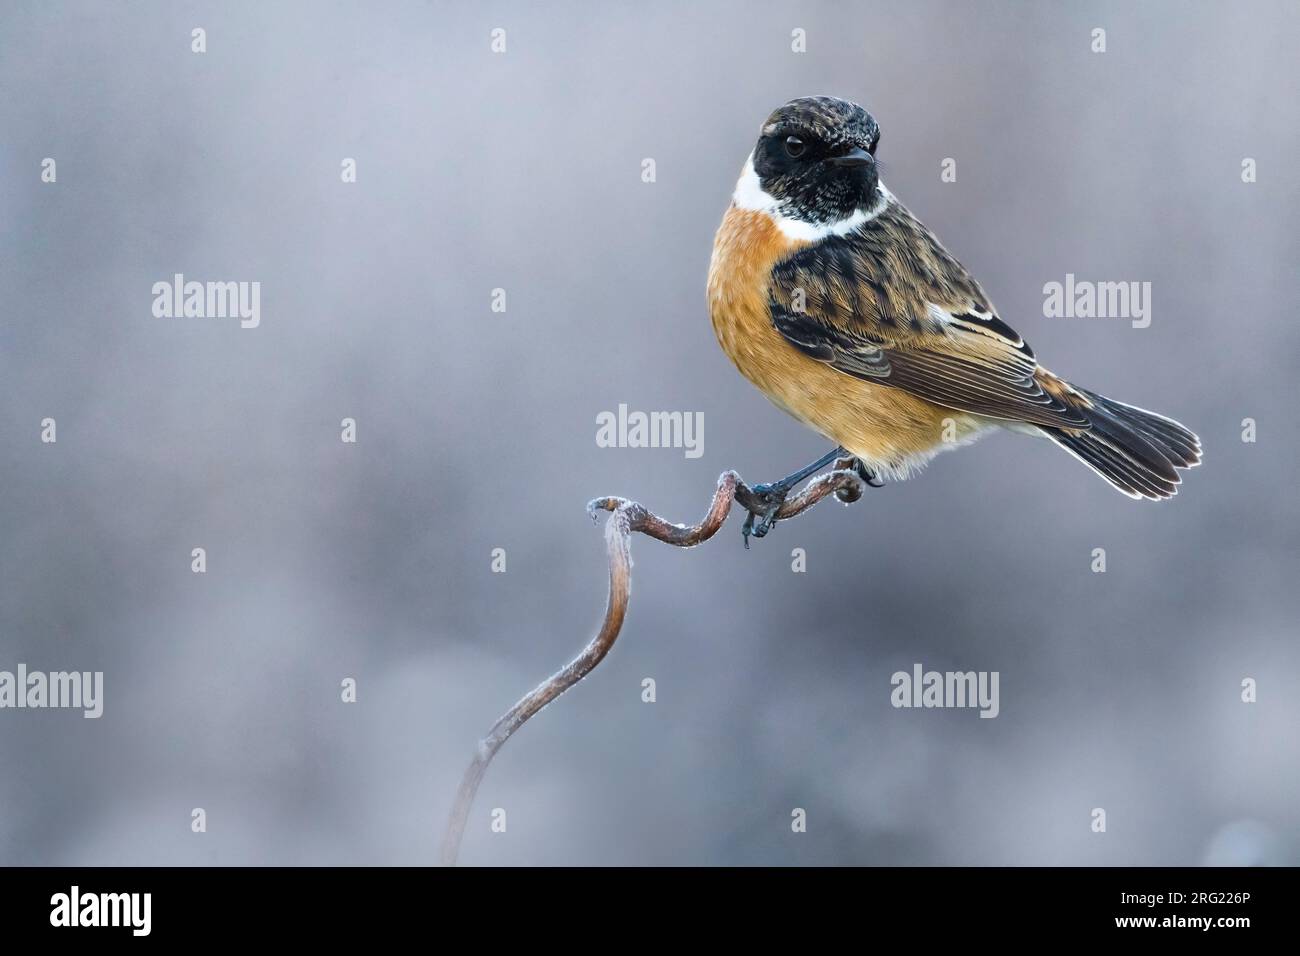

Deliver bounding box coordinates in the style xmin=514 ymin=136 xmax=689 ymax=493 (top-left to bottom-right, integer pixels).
xmin=732 ymin=152 xmax=893 ymax=242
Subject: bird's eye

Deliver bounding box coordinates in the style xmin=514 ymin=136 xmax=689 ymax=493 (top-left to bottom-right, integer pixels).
xmin=784 ymin=135 xmax=806 ymax=159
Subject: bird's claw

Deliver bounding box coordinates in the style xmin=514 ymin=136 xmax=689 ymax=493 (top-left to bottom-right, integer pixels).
xmin=740 ymin=482 xmax=790 ymax=549
xmin=835 ymin=456 xmax=883 ymax=502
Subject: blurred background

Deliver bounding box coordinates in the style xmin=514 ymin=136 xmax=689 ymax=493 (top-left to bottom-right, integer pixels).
xmin=1 ymin=0 xmax=1297 ymax=865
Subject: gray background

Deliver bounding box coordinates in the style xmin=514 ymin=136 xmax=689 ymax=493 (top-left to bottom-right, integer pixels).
xmin=1 ymin=1 xmax=1297 ymax=865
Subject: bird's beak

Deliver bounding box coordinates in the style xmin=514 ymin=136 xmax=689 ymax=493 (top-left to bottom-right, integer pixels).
xmin=827 ymin=146 xmax=872 ymax=168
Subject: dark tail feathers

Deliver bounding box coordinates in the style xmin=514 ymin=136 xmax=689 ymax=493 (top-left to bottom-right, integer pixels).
xmin=1044 ymin=388 xmax=1202 ymax=500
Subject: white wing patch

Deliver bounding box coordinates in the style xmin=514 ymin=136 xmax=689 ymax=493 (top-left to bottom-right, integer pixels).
xmin=928 ymin=303 xmax=1029 ymax=351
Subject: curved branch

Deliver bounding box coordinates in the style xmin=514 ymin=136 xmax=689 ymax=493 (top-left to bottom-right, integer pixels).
xmin=438 ymin=466 xmax=864 ymax=865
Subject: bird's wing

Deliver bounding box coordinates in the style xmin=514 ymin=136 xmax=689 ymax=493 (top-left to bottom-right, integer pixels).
xmin=768 ymin=204 xmax=1091 ymax=428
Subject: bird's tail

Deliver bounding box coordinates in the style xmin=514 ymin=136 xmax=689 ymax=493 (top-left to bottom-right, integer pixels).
xmin=1041 ymin=386 xmax=1202 ymax=500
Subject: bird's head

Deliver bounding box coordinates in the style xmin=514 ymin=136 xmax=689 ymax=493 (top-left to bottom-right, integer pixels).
xmin=736 ymin=96 xmax=883 ymax=233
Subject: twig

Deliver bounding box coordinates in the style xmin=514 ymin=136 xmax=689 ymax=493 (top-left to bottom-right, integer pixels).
xmin=438 ymin=466 xmax=865 ymax=865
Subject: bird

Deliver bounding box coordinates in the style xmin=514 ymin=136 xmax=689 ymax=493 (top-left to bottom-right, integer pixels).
xmin=707 ymin=95 xmax=1201 ymax=544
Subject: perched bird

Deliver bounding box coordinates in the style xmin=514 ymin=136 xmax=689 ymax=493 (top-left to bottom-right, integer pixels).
xmin=707 ymin=96 xmax=1200 ymax=543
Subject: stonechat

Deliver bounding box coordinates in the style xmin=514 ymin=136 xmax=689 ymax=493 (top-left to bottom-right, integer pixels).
xmin=707 ymin=96 xmax=1201 ymax=542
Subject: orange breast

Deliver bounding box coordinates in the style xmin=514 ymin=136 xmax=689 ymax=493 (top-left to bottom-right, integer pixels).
xmin=706 ymin=206 xmax=967 ymax=471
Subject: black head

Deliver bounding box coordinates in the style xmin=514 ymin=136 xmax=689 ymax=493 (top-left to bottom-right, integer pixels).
xmin=750 ymin=96 xmax=881 ymax=225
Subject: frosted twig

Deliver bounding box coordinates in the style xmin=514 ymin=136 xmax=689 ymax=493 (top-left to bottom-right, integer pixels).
xmin=438 ymin=466 xmax=864 ymax=865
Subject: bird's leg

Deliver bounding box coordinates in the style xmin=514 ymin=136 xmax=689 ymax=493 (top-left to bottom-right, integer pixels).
xmin=834 ymin=453 xmax=884 ymax=502
xmin=741 ymin=447 xmax=846 ymax=547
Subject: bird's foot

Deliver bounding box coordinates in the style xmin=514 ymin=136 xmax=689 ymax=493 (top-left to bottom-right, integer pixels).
xmin=737 ymin=448 xmax=882 ymax=547
xmin=740 ymin=481 xmax=792 ymax=548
